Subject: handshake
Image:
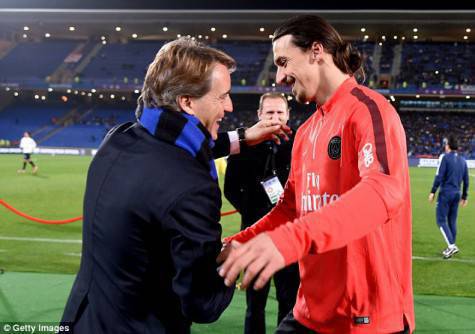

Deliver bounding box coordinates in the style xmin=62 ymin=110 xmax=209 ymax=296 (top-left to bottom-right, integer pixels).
xmin=216 ymin=234 xmax=286 ymax=291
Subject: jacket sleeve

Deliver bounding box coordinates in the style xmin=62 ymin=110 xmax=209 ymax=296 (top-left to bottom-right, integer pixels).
xmin=212 ymin=132 xmax=231 ymax=158
xmin=223 ymin=155 xmax=245 ymax=212
xmin=267 ymin=103 xmax=410 ymax=265
xmin=163 ymin=183 xmax=234 ymax=323
xmin=431 ymin=154 xmax=447 ymax=194
xmin=462 ymin=159 xmax=469 ymax=200
xmin=226 ymin=164 xmax=297 ymax=244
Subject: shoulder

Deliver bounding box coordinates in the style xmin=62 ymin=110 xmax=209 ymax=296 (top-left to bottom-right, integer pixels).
xmin=349 ymin=86 xmax=396 ymax=117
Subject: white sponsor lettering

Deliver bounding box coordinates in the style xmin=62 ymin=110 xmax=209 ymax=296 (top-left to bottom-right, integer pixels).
xmin=301 ymin=190 xmax=340 ymax=214
xmin=306 ymin=172 xmax=320 ymax=190
xmin=362 ymin=143 xmax=374 ymax=167
xmin=301 ymin=172 xmax=339 ymax=214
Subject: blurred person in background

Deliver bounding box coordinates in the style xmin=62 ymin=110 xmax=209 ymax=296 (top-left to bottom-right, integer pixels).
xmin=18 ymin=131 xmax=38 ymax=174
xmin=429 ymin=136 xmax=469 ymax=259
xmin=224 ymin=92 xmax=299 ymax=333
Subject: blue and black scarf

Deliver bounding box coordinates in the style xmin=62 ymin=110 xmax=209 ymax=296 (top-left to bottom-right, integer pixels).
xmin=138 ymin=106 xmax=217 ymax=181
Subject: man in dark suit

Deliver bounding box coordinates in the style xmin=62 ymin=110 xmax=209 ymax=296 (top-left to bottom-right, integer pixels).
xmin=224 ymin=93 xmax=299 ymax=334
xmin=60 ymin=38 xmax=288 ymax=334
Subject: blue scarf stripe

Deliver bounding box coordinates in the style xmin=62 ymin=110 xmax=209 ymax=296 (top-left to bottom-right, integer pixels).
xmin=139 ymin=107 xmax=163 ymax=135
xmin=138 ymin=107 xmax=217 ymax=181
xmin=209 ymin=159 xmax=218 ymax=179
xmin=175 ymin=121 xmax=205 ymax=158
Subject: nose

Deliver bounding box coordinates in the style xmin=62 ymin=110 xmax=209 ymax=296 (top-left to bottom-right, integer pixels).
xmin=270 ymin=113 xmax=280 ymax=123
xmin=275 ymin=67 xmax=286 ymax=85
xmin=224 ymin=95 xmax=233 ymax=113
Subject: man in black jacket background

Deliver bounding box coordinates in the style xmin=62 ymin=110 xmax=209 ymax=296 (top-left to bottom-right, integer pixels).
xmin=224 ymin=92 xmax=300 ymax=334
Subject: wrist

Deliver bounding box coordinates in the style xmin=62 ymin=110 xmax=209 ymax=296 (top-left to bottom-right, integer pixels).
xmin=237 ymin=127 xmax=247 ymax=146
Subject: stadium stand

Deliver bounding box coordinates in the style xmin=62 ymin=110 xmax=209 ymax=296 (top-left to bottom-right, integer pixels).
xmin=212 ymin=40 xmax=271 ymax=86
xmin=0 ymin=40 xmax=79 ymax=85
xmin=0 ymin=38 xmax=473 ymax=155
xmin=0 ymin=103 xmax=72 ymax=144
xmin=79 ymin=40 xmax=165 ymax=87
xmin=395 ymin=42 xmax=475 ymax=91
xmin=400 ymin=111 xmax=475 ymax=158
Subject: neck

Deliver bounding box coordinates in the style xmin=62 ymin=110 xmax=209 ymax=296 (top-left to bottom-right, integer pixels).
xmin=315 ymin=67 xmax=350 ymax=106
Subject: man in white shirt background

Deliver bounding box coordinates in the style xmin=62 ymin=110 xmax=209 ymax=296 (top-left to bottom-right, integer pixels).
xmin=18 ymin=131 xmax=38 ymax=174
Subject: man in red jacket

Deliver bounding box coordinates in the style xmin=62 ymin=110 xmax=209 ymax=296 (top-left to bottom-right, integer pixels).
xmin=218 ymin=15 xmax=414 ymax=334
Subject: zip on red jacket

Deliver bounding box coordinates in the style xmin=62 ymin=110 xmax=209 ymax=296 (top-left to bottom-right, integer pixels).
xmin=227 ymin=77 xmax=415 ymax=333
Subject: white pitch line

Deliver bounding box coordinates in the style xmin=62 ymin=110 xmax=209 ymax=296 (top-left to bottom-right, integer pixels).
xmin=0 ymin=236 xmax=81 ymax=244
xmin=413 ymin=256 xmax=475 ymax=264
xmin=64 ymin=252 xmax=81 ymax=257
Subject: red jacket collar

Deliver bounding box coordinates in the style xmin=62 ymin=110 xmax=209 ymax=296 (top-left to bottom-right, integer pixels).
xmin=318 ymin=76 xmax=358 ymax=115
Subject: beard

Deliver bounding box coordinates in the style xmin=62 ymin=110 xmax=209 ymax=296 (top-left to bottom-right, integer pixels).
xmin=294 ymin=87 xmax=308 ymax=104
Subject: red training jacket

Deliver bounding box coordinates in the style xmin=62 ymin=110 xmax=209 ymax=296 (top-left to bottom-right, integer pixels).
xmin=227 ymin=77 xmax=414 ymax=333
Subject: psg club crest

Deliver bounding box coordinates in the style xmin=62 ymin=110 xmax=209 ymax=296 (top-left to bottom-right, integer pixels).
xmin=328 ymin=136 xmax=341 ymax=160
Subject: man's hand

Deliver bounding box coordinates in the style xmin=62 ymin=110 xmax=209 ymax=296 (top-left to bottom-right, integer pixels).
xmin=428 ymin=193 xmax=435 ymax=203
xmin=245 ymin=120 xmax=292 ymax=146
xmin=217 ymin=240 xmax=241 ymax=264
xmin=218 ymin=233 xmax=285 ymax=290
xmin=460 ymin=199 xmax=468 ymax=207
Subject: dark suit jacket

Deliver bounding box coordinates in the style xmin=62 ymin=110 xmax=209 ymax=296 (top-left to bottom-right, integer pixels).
xmin=224 ymin=137 xmax=293 ymax=229
xmin=213 ymin=132 xmax=231 ymax=158
xmin=61 ymin=123 xmax=233 ymax=334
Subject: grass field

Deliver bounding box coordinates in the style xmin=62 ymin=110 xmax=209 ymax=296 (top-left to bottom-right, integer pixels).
xmin=1 ymin=154 xmax=474 ymax=332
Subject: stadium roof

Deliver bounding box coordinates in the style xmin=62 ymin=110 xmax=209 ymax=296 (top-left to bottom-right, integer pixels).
xmin=0 ymin=3 xmax=474 ymax=42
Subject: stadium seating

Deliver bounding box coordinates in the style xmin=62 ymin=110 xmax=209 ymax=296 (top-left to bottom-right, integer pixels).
xmin=0 ymin=104 xmax=71 ymax=142
xmin=41 ymin=106 xmax=134 ymax=147
xmin=0 ymin=40 xmax=79 ymax=84
xmin=80 ymin=40 xmax=165 ymax=86
xmin=396 ymin=42 xmax=475 ymax=90
xmin=212 ymin=40 xmax=271 ymax=86
xmin=400 ymin=111 xmax=475 ymax=158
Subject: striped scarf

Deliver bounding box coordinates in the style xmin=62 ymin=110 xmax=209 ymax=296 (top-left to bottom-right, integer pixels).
xmin=138 ymin=107 xmax=217 ymax=180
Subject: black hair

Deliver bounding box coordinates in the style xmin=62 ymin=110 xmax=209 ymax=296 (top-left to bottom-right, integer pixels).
xmin=447 ymin=136 xmax=458 ymax=150
xmin=273 ymin=15 xmax=364 ymax=81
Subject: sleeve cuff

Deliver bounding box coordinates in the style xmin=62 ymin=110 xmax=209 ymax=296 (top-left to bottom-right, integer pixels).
xmin=228 ymin=131 xmax=240 ymax=155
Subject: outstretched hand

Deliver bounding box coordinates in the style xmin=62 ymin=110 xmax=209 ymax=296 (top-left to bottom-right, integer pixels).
xmin=218 ymin=234 xmax=285 ymax=290
xmin=245 ymin=120 xmax=292 ymax=146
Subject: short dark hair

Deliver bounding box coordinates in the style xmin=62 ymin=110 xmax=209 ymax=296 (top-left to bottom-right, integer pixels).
xmin=447 ymin=136 xmax=458 ymax=150
xmin=273 ymin=15 xmax=364 ymax=80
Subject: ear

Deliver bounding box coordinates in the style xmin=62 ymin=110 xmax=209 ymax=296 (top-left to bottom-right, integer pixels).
xmin=310 ymin=42 xmax=324 ymax=62
xmin=177 ymin=95 xmax=194 ymax=115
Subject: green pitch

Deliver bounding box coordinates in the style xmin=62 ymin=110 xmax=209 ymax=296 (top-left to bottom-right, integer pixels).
xmin=0 ymin=154 xmax=474 ymax=332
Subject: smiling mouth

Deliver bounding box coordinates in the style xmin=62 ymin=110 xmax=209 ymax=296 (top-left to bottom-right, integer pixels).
xmin=285 ymin=76 xmax=296 ymax=87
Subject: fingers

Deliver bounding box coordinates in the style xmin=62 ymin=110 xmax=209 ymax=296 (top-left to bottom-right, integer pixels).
xmin=217 ymin=240 xmax=242 ymax=264
xmin=219 ymin=244 xmax=256 ymax=287
xmin=271 ymin=134 xmax=281 ymax=145
xmin=240 ymin=256 xmax=269 ymax=289
xmin=253 ymin=263 xmax=276 ymax=290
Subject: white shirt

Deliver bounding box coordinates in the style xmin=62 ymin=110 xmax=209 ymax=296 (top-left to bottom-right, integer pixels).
xmin=20 ymin=137 xmax=37 ymax=154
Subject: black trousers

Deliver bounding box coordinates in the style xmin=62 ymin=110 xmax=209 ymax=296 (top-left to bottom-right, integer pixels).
xmin=244 ymin=263 xmax=299 ymax=334
xmin=275 ymin=311 xmax=411 ymax=334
